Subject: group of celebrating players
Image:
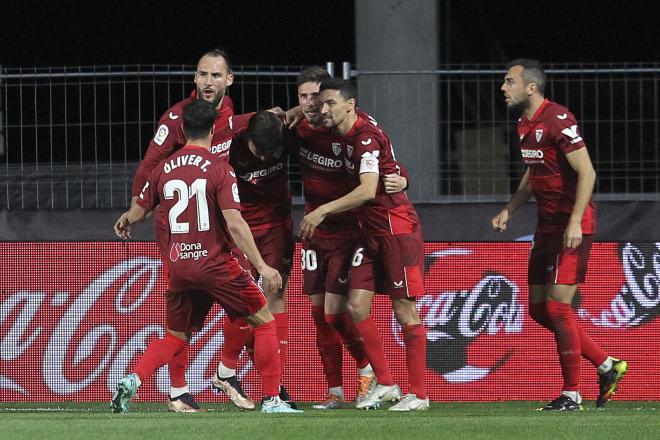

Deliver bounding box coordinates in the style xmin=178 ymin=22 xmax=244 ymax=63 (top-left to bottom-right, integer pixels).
xmin=111 ymin=49 xmax=627 ymax=414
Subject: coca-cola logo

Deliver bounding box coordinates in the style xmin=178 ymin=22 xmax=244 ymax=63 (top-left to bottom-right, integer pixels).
xmin=0 ymin=257 xmax=246 ymax=397
xmin=579 ymin=242 xmax=660 ymax=328
xmin=396 ymin=248 xmax=524 ymax=383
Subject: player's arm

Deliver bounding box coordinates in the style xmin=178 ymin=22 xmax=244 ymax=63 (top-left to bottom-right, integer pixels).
xmin=384 ymin=162 xmax=409 ymax=193
xmin=299 ymin=171 xmax=378 ymax=240
xmin=222 ymin=208 xmax=283 ymax=294
xmin=563 ymin=147 xmax=596 ymax=248
xmin=114 ymin=203 xmax=151 ymax=240
xmin=491 ymin=168 xmax=534 ymax=232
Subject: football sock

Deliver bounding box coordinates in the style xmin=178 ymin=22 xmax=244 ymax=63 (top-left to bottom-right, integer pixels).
xmin=546 ymin=300 xmax=581 ymax=392
xmin=531 ymin=302 xmax=607 ymax=367
xmin=168 ymin=342 xmax=188 ymax=388
xmin=358 ymin=364 xmax=374 ymax=377
xmin=170 ymin=386 xmax=189 ymax=399
xmin=598 ymin=356 xmax=614 ymax=374
xmin=134 ymin=332 xmax=187 ymax=383
xmin=529 ymin=302 xmax=552 ymax=330
xmin=326 ymin=312 xmax=370 ymax=369
xmin=328 ymin=386 xmax=344 ymax=399
xmin=402 ymin=324 xmax=428 ymax=399
xmin=252 ymin=320 xmax=281 ymax=397
xmin=216 ymin=362 xmax=236 ymax=379
xmin=576 ymin=321 xmax=608 ymax=367
xmin=312 ymin=305 xmax=343 ymax=388
xmin=354 ymin=317 xmax=394 ymax=386
xmin=274 ymin=313 xmax=288 ymax=376
xmin=561 ymin=390 xmax=582 ymax=404
xmin=221 ymin=316 xmax=251 ymax=370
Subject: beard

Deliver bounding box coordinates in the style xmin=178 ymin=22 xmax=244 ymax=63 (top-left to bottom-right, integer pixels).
xmin=506 ymin=99 xmax=529 ymax=114
xmin=197 ymin=87 xmax=224 ymax=108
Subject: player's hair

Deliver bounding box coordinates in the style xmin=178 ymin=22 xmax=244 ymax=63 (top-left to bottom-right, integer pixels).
xmin=199 ymin=47 xmax=232 ymax=73
xmin=319 ymin=78 xmax=357 ymax=101
xmin=297 ymin=66 xmax=332 ymax=87
xmin=182 ymin=99 xmax=217 ymax=140
xmin=247 ymin=111 xmax=283 ymax=160
xmin=506 ymin=58 xmax=546 ymax=95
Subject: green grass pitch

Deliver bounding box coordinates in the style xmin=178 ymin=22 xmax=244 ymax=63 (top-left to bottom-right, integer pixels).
xmin=1 ymin=401 xmax=658 ymax=440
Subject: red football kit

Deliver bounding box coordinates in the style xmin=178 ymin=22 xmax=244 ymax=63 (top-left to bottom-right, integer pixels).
xmin=136 ymin=145 xmax=266 ymax=330
xmin=339 ymin=112 xmax=424 ymax=298
xmin=518 ymin=99 xmax=595 ymax=284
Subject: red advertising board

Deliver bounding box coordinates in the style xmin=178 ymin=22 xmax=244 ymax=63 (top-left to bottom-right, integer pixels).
xmin=1 ymin=242 xmax=658 ymax=402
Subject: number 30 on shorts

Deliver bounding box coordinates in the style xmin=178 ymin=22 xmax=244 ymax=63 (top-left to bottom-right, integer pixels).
xmin=301 ymin=249 xmax=317 ymax=271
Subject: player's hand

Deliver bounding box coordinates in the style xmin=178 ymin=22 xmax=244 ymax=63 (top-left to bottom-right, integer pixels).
xmin=299 ymin=207 xmax=327 ymax=240
xmin=563 ymin=222 xmax=583 ymax=249
xmin=384 ymin=174 xmax=407 ymax=194
xmin=491 ymin=209 xmax=510 ymax=233
xmin=114 ymin=212 xmax=133 ymax=239
xmin=258 ymin=265 xmax=283 ymax=296
xmin=284 ymin=106 xmax=303 ymax=129
xmin=267 ymin=106 xmax=285 ymax=118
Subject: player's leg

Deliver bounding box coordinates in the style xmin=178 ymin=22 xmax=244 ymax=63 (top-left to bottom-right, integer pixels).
xmin=324 ymin=291 xmax=374 ymax=405
xmin=112 ymin=289 xmax=202 ymax=413
xmin=154 ymin=209 xmax=195 ymax=410
xmin=213 ymin=248 xmax=255 ymax=409
xmin=389 ymin=297 xmax=429 ymax=412
xmin=309 ymin=292 xmax=345 ymax=409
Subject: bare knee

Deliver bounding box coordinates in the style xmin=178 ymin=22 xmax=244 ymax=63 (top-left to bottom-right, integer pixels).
xmin=392 ymin=299 xmax=421 ymax=326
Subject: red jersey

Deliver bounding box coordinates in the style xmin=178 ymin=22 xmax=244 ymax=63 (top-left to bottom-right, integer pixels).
xmin=340 ymin=113 xmax=420 ymax=237
xmin=136 ymin=145 xmax=243 ymax=285
xmin=228 ymin=130 xmax=292 ymax=230
xmin=517 ymin=99 xmax=596 ymax=233
xmin=295 ymin=119 xmax=360 ymax=239
xmin=131 ymin=94 xmax=250 ymax=197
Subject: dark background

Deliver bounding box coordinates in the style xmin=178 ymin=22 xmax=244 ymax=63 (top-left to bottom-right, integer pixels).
xmin=1 ymin=0 xmax=658 ymax=68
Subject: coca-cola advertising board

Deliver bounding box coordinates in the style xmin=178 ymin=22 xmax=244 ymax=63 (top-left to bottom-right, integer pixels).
xmin=1 ymin=242 xmax=658 ymax=402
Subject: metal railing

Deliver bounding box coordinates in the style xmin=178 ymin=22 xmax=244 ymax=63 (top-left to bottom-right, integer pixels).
xmin=1 ymin=62 xmax=658 ymax=209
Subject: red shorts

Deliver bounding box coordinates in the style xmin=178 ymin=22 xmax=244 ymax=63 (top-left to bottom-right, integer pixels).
xmin=528 ymin=232 xmax=593 ymax=285
xmin=248 ymin=222 xmax=294 ymax=279
xmin=166 ymin=262 xmax=267 ymax=332
xmin=348 ymin=229 xmax=425 ymax=298
xmin=301 ymin=236 xmax=355 ymax=296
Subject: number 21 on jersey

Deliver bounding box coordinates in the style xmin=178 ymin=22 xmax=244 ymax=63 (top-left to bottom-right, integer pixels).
xmin=164 ymin=178 xmax=210 ymax=233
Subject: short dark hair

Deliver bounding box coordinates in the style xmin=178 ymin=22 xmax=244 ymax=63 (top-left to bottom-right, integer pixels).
xmin=247 ymin=111 xmax=283 ymax=160
xmin=297 ymin=66 xmax=332 ymax=87
xmin=199 ymin=47 xmax=232 ymax=73
xmin=319 ymin=78 xmax=357 ymax=101
xmin=506 ymin=58 xmax=546 ymax=95
xmin=183 ymin=99 xmax=216 ymax=140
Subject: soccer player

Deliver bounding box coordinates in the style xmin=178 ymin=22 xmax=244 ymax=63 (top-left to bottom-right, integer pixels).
xmin=111 ymin=99 xmax=302 ymax=414
xmin=300 ymin=78 xmax=429 ymax=411
xmin=121 ymin=48 xmax=284 ymax=411
xmin=216 ymin=110 xmax=297 ymax=408
xmin=294 ymin=67 xmax=408 ymax=409
xmin=492 ymin=59 xmax=627 ymax=410
xmin=120 ymin=48 xmax=240 ymax=412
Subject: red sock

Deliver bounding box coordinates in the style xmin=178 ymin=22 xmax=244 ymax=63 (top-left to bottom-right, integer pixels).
xmin=168 ymin=343 xmax=188 ymax=388
xmin=253 ymin=320 xmax=281 ymax=397
xmin=546 ymin=301 xmax=581 ymax=392
xmin=326 ymin=312 xmax=369 ymax=369
xmin=531 ymin=302 xmax=607 ymax=367
xmin=312 ymin=306 xmax=343 ymax=388
xmin=135 ymin=333 xmax=187 ymax=383
xmin=353 ymin=317 xmax=394 ymax=385
xmin=529 ymin=303 xmax=552 ymax=330
xmin=402 ymin=324 xmax=427 ymax=399
xmin=221 ymin=316 xmax=251 ymax=370
xmin=273 ymin=313 xmax=288 ymax=376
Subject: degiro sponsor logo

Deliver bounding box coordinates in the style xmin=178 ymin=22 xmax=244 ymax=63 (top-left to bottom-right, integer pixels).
xmin=520 ymin=148 xmax=544 ymax=159
xmin=239 ymin=162 xmax=284 ymax=182
xmin=169 ymin=242 xmax=209 ymax=262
